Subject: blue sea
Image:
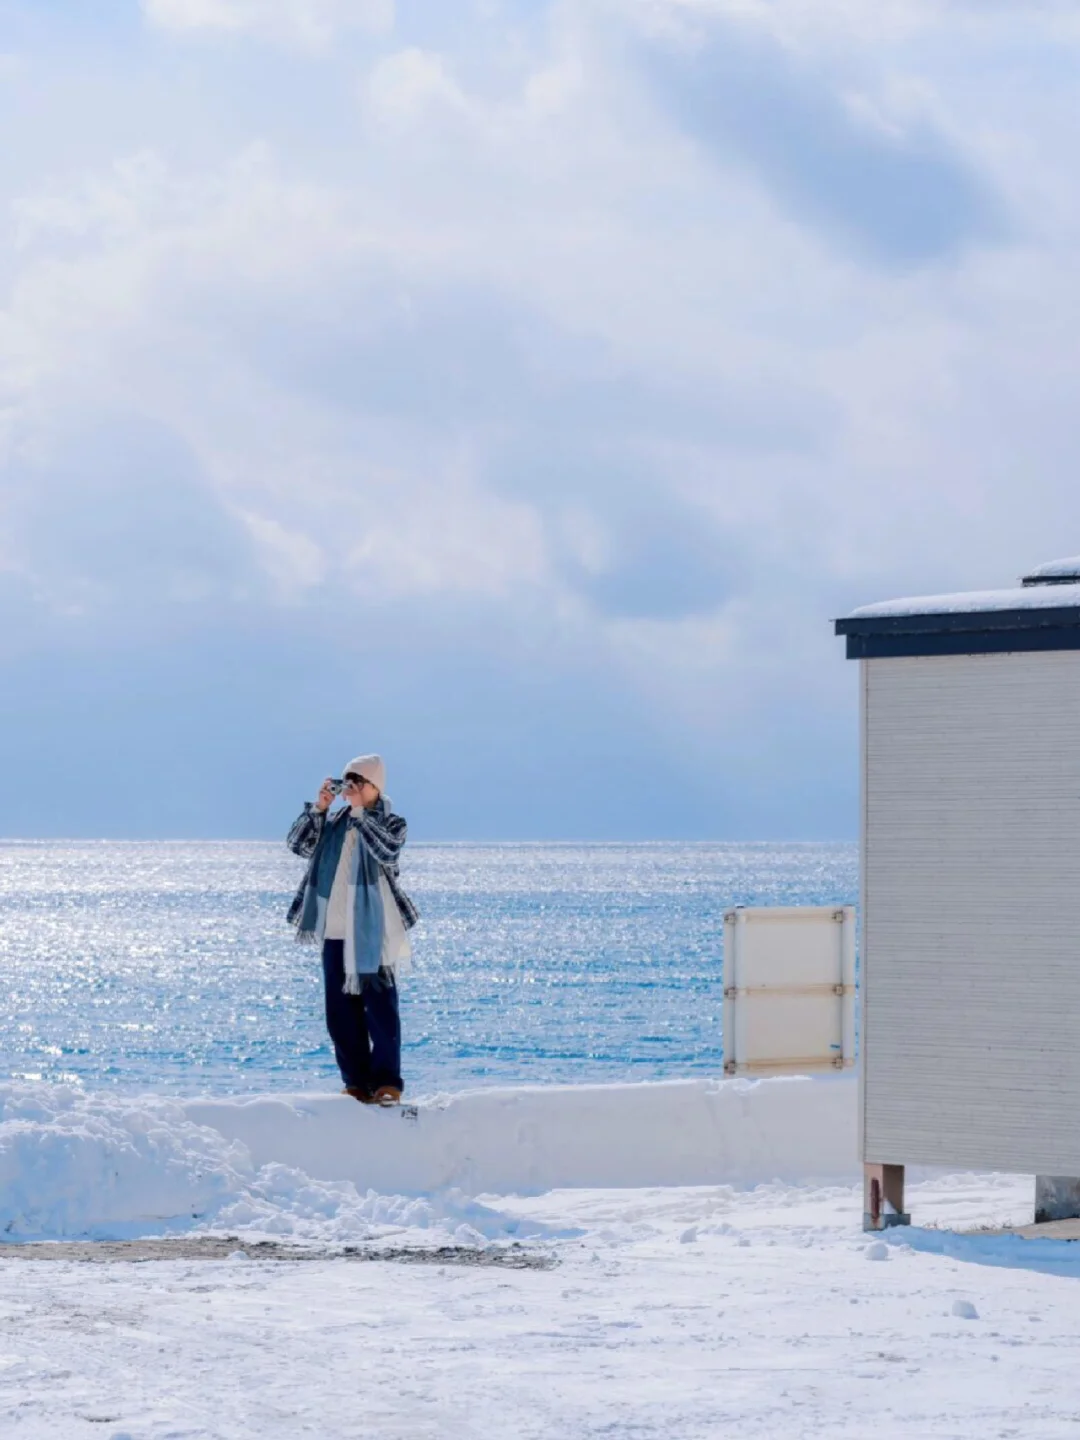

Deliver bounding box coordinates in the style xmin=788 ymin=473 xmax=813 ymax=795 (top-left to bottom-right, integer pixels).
xmin=0 ymin=841 xmax=857 ymax=1097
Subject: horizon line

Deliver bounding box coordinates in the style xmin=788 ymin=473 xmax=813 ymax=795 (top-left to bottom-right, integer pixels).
xmin=0 ymin=835 xmax=859 ymax=846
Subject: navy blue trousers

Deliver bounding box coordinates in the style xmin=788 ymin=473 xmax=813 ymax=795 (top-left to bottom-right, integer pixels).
xmin=321 ymin=940 xmax=403 ymax=1093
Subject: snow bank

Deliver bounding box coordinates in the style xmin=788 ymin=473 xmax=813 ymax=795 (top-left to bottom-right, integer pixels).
xmin=0 ymin=1085 xmax=556 ymax=1245
xmin=0 ymin=1075 xmax=857 ymax=1243
xmin=185 ymin=1075 xmax=857 ymax=1193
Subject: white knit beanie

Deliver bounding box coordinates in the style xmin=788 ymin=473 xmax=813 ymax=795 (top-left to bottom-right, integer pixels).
xmin=343 ymin=754 xmax=386 ymax=795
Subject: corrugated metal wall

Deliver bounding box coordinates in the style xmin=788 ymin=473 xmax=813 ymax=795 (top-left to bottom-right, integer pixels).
xmin=863 ymin=650 xmax=1080 ymax=1173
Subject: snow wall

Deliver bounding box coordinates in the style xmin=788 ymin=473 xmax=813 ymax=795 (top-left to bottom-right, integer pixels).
xmin=186 ymin=1075 xmax=858 ymax=1194
xmin=0 ymin=1076 xmax=858 ymax=1242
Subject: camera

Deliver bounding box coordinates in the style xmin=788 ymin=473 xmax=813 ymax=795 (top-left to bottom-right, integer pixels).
xmin=325 ymin=778 xmax=345 ymax=797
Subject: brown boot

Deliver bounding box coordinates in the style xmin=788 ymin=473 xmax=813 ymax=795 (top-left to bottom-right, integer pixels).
xmin=342 ymin=1086 xmax=374 ymax=1103
xmin=372 ymin=1086 xmax=402 ymax=1106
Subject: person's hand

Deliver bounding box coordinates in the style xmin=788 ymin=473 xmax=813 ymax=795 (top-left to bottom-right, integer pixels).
xmin=314 ymin=777 xmax=336 ymax=813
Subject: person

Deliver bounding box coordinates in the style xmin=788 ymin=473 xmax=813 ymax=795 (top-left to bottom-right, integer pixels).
xmin=285 ymin=755 xmax=418 ymax=1105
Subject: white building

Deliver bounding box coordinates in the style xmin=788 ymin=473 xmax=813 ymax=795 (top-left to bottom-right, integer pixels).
xmin=836 ymin=556 xmax=1080 ymax=1230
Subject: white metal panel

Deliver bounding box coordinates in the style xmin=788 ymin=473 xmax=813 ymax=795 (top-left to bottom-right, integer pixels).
xmin=722 ymin=906 xmax=856 ymax=1076
xmin=863 ymin=650 xmax=1080 ymax=1174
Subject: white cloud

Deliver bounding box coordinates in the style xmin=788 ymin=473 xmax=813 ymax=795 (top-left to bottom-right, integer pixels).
xmin=343 ymin=482 xmax=547 ymax=600
xmin=235 ymin=509 xmax=327 ymax=596
xmin=648 ymin=0 xmax=1077 ymax=48
xmin=365 ymin=49 xmax=470 ymax=126
xmin=141 ymin=0 xmax=394 ymax=49
xmin=5 ymin=0 xmax=1080 ymax=830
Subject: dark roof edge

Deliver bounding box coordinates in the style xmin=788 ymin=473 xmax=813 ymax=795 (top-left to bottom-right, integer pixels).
xmin=842 ymin=627 xmax=1080 ymax=660
xmin=835 ymin=604 xmax=1080 ymax=639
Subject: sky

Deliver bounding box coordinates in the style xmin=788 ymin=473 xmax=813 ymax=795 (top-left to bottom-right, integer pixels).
xmin=1 ymin=0 xmax=1079 ymax=840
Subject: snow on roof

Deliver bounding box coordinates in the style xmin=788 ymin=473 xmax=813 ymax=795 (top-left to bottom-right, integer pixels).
xmin=847 ymin=581 xmax=1080 ymax=621
xmin=1022 ymin=554 xmax=1080 ymax=585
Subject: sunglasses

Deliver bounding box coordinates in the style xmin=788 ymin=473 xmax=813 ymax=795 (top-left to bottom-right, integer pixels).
xmin=341 ymin=773 xmax=370 ymax=788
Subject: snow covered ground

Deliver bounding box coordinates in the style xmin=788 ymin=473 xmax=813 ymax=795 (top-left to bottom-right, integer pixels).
xmin=4 ymin=1077 xmax=1080 ymax=1438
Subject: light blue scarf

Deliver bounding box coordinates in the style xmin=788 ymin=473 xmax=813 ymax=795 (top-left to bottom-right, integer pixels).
xmin=295 ymin=805 xmax=386 ymax=991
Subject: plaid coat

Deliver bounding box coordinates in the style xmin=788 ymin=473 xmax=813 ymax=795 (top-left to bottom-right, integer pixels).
xmin=285 ymin=800 xmax=420 ymax=933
